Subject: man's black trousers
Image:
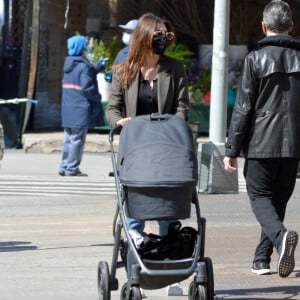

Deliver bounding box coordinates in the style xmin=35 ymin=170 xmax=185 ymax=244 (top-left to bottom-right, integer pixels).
xmin=243 ymin=158 xmax=298 ymax=263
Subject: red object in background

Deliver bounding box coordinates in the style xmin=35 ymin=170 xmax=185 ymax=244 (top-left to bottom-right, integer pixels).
xmin=203 ymin=90 xmax=211 ymax=103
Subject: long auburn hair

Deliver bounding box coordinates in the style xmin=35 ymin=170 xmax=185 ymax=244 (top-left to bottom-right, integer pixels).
xmin=112 ymin=13 xmax=175 ymax=89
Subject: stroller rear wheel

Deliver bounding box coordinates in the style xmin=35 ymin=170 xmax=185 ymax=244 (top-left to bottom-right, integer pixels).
xmin=120 ymin=283 xmax=142 ymax=300
xmin=98 ymin=261 xmax=111 ymax=300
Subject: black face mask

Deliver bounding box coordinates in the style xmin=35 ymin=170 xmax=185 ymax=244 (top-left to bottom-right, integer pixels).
xmin=152 ymin=37 xmax=168 ymax=55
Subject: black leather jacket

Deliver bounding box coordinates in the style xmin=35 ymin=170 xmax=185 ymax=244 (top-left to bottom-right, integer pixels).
xmin=225 ymin=35 xmax=300 ymax=158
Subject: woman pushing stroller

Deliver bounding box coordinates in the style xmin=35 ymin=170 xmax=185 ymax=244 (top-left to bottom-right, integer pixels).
xmin=106 ymin=12 xmax=190 ymax=235
xmin=105 ymin=12 xmax=190 ymax=295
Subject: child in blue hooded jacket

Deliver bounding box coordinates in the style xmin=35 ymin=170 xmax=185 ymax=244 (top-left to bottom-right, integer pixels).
xmin=59 ymin=35 xmax=105 ymax=176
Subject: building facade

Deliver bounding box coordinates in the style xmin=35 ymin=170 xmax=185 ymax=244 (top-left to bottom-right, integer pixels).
xmin=0 ymin=0 xmax=300 ymax=146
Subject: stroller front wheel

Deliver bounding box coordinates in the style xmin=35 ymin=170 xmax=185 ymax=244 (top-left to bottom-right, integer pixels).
xmin=204 ymin=257 xmax=214 ymax=300
xmin=188 ymin=281 xmax=207 ymax=300
xmin=98 ymin=261 xmax=111 ymax=300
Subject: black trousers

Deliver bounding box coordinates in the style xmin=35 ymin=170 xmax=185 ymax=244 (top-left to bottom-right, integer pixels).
xmin=243 ymin=158 xmax=298 ymax=263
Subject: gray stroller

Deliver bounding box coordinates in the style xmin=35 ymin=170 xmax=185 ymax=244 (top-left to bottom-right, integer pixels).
xmin=97 ymin=113 xmax=214 ymax=300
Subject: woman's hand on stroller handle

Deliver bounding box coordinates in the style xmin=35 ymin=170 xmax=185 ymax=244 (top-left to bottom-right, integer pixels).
xmin=117 ymin=117 xmax=132 ymax=127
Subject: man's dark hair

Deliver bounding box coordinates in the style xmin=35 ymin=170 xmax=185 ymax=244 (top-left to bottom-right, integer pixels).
xmin=263 ymin=0 xmax=292 ymax=33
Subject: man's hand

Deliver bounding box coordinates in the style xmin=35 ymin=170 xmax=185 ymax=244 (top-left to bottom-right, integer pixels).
xmin=223 ymin=156 xmax=237 ymax=173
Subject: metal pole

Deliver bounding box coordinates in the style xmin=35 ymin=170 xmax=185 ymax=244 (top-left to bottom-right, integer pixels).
xmin=197 ymin=0 xmax=238 ymax=194
xmin=209 ymin=0 xmax=230 ymax=143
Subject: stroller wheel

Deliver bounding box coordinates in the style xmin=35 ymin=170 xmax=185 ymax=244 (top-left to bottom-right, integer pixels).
xmin=98 ymin=261 xmax=111 ymax=300
xmin=120 ymin=283 xmax=142 ymax=300
xmin=204 ymin=257 xmax=214 ymax=300
xmin=188 ymin=281 xmax=207 ymax=300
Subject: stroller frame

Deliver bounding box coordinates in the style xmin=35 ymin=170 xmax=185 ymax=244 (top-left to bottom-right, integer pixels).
xmin=97 ymin=120 xmax=214 ymax=300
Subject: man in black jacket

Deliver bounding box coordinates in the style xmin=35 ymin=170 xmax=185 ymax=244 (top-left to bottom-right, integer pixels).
xmin=223 ymin=0 xmax=299 ymax=277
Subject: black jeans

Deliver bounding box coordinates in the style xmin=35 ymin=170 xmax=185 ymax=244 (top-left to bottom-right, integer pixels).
xmin=243 ymin=158 xmax=298 ymax=263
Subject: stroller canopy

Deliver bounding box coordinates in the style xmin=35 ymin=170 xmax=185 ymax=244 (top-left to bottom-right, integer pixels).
xmin=118 ymin=114 xmax=198 ymax=187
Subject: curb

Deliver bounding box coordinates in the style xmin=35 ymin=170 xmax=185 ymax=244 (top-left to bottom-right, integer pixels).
xmin=22 ymin=132 xmax=119 ymax=153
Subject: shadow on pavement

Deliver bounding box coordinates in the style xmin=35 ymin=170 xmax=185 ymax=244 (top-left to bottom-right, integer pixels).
xmin=0 ymin=241 xmax=37 ymax=252
xmin=217 ymin=283 xmax=300 ymax=299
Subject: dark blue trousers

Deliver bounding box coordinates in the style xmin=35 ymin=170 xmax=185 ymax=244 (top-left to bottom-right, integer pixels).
xmin=243 ymin=158 xmax=298 ymax=264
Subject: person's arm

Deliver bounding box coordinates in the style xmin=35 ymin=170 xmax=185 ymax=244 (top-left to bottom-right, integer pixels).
xmin=105 ymin=71 xmax=126 ymax=127
xmin=81 ymin=66 xmax=101 ymax=103
xmin=225 ymin=55 xmax=257 ymax=158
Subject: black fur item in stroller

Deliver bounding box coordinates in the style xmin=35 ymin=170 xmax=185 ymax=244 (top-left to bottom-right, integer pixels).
xmin=97 ymin=113 xmax=215 ymax=300
xmin=135 ymin=221 xmax=197 ymax=261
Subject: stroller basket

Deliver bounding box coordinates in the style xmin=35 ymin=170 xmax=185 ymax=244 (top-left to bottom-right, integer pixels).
xmin=139 ymin=258 xmax=195 ymax=289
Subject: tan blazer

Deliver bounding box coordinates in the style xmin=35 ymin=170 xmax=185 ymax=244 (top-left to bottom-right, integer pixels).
xmin=105 ymin=56 xmax=190 ymax=127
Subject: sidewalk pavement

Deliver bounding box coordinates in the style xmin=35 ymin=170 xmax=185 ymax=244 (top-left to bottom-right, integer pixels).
xmin=2 ymin=132 xmax=299 ymax=299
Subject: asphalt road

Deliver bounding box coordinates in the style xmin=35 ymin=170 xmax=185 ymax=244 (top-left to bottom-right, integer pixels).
xmin=0 ymin=150 xmax=300 ymax=299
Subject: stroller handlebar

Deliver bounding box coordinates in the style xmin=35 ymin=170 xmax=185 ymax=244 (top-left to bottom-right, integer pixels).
xmin=109 ymin=125 xmax=122 ymax=143
xmin=109 ymin=114 xmax=170 ymax=143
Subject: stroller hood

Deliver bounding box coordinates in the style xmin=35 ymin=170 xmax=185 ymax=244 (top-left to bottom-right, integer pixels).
xmin=118 ymin=114 xmax=198 ymax=187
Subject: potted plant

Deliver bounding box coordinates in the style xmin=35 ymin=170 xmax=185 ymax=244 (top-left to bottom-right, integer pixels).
xmin=87 ymin=36 xmax=122 ymax=101
xmin=187 ymin=66 xmax=211 ymax=104
xmin=165 ymin=43 xmax=195 ymax=63
xmin=87 ymin=36 xmax=122 ymax=71
xmin=165 ymin=43 xmax=212 ymax=104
